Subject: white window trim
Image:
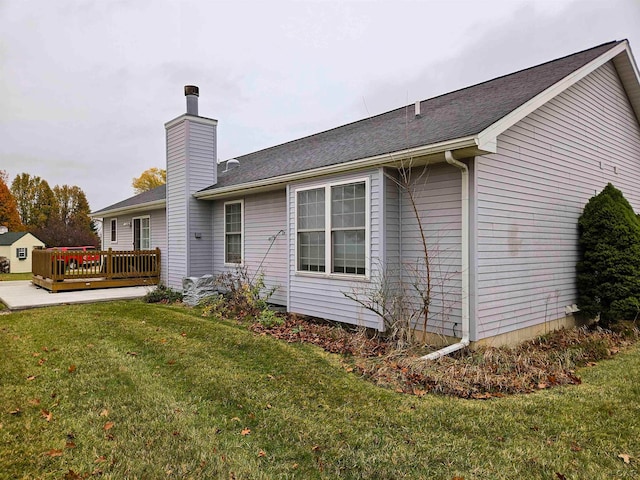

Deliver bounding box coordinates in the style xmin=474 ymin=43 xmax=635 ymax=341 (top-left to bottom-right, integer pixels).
xmin=110 ymin=218 xmax=118 ymax=244
xmin=16 ymin=247 xmax=28 ymax=260
xmin=224 ymin=199 xmax=244 ymax=266
xmin=294 ymin=177 xmax=370 ymax=280
xmin=132 ymin=215 xmax=151 ymax=250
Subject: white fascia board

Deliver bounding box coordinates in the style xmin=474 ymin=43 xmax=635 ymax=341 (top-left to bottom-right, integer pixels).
xmin=90 ymin=199 xmax=166 ymax=219
xmin=477 ymin=41 xmax=630 ymax=147
xmin=194 ymin=135 xmax=482 ymax=200
xmin=613 ymin=43 xmax=640 ymax=123
xmin=164 ymin=114 xmax=218 ymax=130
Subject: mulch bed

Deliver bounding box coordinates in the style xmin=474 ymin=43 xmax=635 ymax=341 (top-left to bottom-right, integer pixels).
xmin=250 ymin=314 xmax=639 ymax=399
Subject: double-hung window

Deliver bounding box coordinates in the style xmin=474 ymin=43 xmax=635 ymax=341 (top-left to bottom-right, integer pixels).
xmin=296 ymin=179 xmax=368 ymax=276
xmin=16 ymin=247 xmax=28 ymax=260
xmin=225 ymin=200 xmax=243 ymax=264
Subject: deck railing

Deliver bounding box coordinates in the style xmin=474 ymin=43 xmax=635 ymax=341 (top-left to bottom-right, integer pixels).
xmin=31 ymin=248 xmax=161 ymax=292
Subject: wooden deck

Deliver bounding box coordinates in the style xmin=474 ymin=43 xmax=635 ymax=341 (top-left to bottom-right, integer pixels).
xmin=31 ymin=248 xmax=160 ymax=292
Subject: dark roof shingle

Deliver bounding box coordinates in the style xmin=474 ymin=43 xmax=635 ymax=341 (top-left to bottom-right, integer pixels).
xmin=205 ymin=41 xmax=620 ymax=191
xmin=0 ymin=232 xmax=28 ymax=246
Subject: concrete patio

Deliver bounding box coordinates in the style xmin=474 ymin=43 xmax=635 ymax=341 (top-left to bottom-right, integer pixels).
xmin=0 ymin=280 xmax=154 ymax=310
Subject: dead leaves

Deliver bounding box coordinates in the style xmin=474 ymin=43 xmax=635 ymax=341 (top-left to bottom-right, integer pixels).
xmin=241 ymin=427 xmax=251 ymax=436
xmin=618 ymin=453 xmax=631 ymax=464
xmin=44 ymin=449 xmax=63 ymax=457
xmin=103 ymin=421 xmax=114 ymax=431
xmin=41 ymin=409 xmax=53 ymax=422
xmin=68 ymin=365 xmax=77 ymax=373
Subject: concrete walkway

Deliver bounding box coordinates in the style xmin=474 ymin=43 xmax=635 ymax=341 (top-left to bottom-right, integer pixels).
xmin=0 ymin=280 xmax=154 ymax=310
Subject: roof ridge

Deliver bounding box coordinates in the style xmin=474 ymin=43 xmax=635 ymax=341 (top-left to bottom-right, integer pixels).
xmin=232 ymin=40 xmax=622 ymax=162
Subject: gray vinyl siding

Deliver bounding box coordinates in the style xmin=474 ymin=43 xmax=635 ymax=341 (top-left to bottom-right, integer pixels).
xmin=166 ymin=117 xmax=217 ymax=288
xmin=101 ymin=209 xmax=168 ymax=283
xmin=399 ymin=163 xmax=463 ymax=336
xmin=212 ymin=190 xmax=288 ymax=306
xmin=186 ymin=121 xmax=216 ymax=277
xmin=166 ymin=121 xmax=188 ymax=288
xmin=288 ymin=169 xmax=383 ymax=330
xmin=383 ymin=168 xmax=400 ymax=279
xmin=475 ymin=60 xmax=640 ymax=340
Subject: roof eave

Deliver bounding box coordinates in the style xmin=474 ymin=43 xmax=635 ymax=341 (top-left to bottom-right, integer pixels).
xmin=91 ymin=199 xmax=166 ymax=218
xmin=194 ymin=135 xmax=492 ymax=200
xmin=477 ymin=40 xmax=633 ymax=146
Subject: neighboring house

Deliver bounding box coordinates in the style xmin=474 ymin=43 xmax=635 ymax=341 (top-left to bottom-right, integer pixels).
xmin=0 ymin=230 xmax=46 ymax=273
xmin=92 ymin=40 xmax=640 ymax=347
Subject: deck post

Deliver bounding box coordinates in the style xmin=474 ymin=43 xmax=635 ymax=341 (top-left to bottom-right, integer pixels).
xmin=106 ymin=248 xmax=112 ymax=280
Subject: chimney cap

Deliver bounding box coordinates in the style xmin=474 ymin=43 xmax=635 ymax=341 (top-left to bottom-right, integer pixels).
xmin=184 ymin=85 xmax=199 ymax=97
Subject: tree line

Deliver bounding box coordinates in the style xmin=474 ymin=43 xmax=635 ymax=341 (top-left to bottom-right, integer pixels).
xmin=0 ymin=170 xmax=99 ymax=247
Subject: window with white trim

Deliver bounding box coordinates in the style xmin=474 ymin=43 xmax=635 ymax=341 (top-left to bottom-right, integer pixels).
xmin=133 ymin=216 xmax=150 ymax=250
xmin=16 ymin=247 xmax=28 ymax=260
xmin=224 ymin=201 xmax=243 ymax=264
xmin=110 ymin=218 xmax=117 ymax=243
xmin=296 ymin=179 xmax=368 ymax=276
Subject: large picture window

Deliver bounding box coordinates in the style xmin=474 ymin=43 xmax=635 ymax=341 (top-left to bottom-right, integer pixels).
xmin=225 ymin=201 xmax=243 ymax=264
xmin=296 ymin=179 xmax=368 ymax=276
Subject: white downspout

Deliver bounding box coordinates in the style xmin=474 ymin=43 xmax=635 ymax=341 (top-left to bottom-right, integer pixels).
xmin=421 ymin=150 xmax=470 ymax=360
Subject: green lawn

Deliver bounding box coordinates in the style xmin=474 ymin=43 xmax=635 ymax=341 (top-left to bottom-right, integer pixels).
xmin=1 ymin=302 xmax=638 ymax=479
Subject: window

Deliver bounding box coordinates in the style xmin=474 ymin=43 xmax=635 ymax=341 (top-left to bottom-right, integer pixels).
xmin=133 ymin=216 xmax=150 ymax=250
xmin=16 ymin=247 xmax=28 ymax=260
xmin=296 ymin=179 xmax=368 ymax=276
xmin=225 ymin=201 xmax=243 ymax=264
xmin=110 ymin=218 xmax=117 ymax=243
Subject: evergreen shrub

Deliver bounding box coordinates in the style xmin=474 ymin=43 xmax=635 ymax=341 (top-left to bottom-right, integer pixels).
xmin=576 ymin=183 xmax=640 ymax=326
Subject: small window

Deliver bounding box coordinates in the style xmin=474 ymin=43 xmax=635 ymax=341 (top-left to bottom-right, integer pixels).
xmin=225 ymin=201 xmax=243 ymax=264
xmin=16 ymin=247 xmax=28 ymax=260
xmin=110 ymin=218 xmax=117 ymax=243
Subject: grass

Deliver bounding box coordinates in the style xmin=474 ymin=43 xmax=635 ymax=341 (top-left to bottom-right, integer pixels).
xmin=0 ymin=272 xmax=32 ymax=281
xmin=1 ymin=302 xmax=639 ymax=479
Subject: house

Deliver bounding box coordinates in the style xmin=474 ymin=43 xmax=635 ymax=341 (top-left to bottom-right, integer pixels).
xmin=92 ymin=40 xmax=640 ymax=349
xmin=0 ymin=228 xmax=46 ymax=274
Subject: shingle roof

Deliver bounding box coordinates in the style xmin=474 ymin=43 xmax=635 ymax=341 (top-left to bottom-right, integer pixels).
xmin=93 ymin=40 xmax=622 ymax=212
xmin=204 ymin=40 xmax=621 ymax=191
xmin=92 ymin=184 xmax=166 ymax=215
xmin=0 ymin=232 xmax=28 ymax=246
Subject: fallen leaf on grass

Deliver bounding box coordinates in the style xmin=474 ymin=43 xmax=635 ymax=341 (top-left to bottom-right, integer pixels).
xmin=167 ymin=359 xmax=176 ymax=365
xmin=231 ymin=417 xmax=241 ymax=422
xmin=38 ymin=358 xmax=47 ymax=366
xmin=28 ymin=398 xmax=41 ymax=406
xmin=65 ymin=441 xmax=76 ymax=449
xmin=570 ymin=443 xmax=582 ymax=452
xmin=41 ymin=410 xmax=52 ymax=422
xmin=94 ymin=456 xmax=107 ymax=463
xmin=64 ymin=469 xmax=82 ymax=479
xmin=27 ymin=375 xmax=37 ymax=381
xmin=99 ymin=409 xmax=109 ymax=417
xmin=32 ymin=352 xmax=41 ymax=357
xmin=103 ymin=422 xmax=114 ymax=431
xmin=586 ymin=361 xmax=597 ymax=367
xmin=68 ymin=365 xmax=76 ymax=373
xmin=126 ymin=351 xmax=138 ymax=356
xmin=241 ymin=428 xmax=251 ymax=436
xmin=181 ymin=332 xmax=187 ymax=337
xmin=9 ymin=408 xmax=21 ymax=415
xmin=42 ymin=346 xmax=49 ymax=352
xmin=618 ymin=453 xmax=631 ymax=464
xmin=258 ymin=450 xmax=266 ymax=457
xmin=45 ymin=449 xmax=63 ymax=457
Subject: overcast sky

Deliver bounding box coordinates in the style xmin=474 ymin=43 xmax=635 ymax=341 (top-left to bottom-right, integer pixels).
xmin=1 ymin=0 xmax=639 ymax=212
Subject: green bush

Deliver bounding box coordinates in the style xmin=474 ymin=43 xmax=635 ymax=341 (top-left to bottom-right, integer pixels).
xmin=576 ymin=183 xmax=640 ymax=326
xmin=258 ymin=309 xmax=284 ymax=328
xmin=142 ymin=284 xmax=183 ymax=304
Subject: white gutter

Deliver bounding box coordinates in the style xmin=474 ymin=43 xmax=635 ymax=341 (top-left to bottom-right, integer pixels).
xmin=422 ymin=150 xmax=470 ymax=360
xmin=194 ymin=135 xmax=486 ymax=200
xmin=90 ymin=199 xmax=166 ymax=219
